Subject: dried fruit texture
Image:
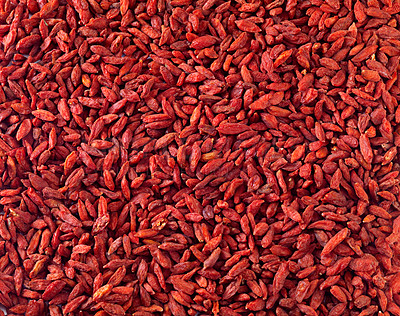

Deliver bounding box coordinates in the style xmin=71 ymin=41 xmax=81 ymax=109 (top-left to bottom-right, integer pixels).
xmin=0 ymin=0 xmax=400 ymax=314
